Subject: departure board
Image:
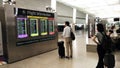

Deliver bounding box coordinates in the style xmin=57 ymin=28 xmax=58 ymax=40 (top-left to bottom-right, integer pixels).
xmin=40 ymin=19 xmax=48 ymax=35
xmin=30 ymin=19 xmax=39 ymax=37
xmin=17 ymin=18 xmax=28 ymax=38
xmin=48 ymin=20 xmax=55 ymax=35
xmin=16 ymin=8 xmax=56 ymax=46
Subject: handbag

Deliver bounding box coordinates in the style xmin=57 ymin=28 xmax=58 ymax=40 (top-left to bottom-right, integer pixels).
xmin=71 ymin=31 xmax=75 ymax=40
xmin=104 ymin=52 xmax=115 ymax=68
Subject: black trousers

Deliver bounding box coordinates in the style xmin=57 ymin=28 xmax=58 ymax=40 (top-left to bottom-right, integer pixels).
xmin=96 ymin=45 xmax=106 ymax=68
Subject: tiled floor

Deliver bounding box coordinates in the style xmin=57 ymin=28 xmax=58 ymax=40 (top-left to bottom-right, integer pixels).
xmin=0 ymin=30 xmax=120 ymax=68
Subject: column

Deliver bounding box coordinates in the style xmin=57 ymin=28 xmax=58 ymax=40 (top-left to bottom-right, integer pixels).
xmin=72 ymin=8 xmax=76 ymax=32
xmin=85 ymin=14 xmax=89 ymax=44
xmin=51 ymin=0 xmax=56 ymax=12
xmin=85 ymin=14 xmax=88 ymax=30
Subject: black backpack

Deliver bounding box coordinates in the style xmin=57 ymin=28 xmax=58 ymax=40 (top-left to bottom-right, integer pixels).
xmin=70 ymin=28 xmax=75 ymax=40
xmin=101 ymin=32 xmax=112 ymax=52
xmin=71 ymin=31 xmax=75 ymax=40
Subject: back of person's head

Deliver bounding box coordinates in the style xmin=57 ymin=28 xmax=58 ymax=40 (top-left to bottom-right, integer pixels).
xmin=97 ymin=23 xmax=104 ymax=32
xmin=116 ymin=27 xmax=120 ymax=33
xmin=65 ymin=21 xmax=70 ymax=26
xmin=109 ymin=30 xmax=113 ymax=33
xmin=111 ymin=25 xmax=115 ymax=29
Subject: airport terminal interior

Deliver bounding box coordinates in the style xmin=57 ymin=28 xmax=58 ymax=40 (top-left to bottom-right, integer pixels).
xmin=0 ymin=0 xmax=120 ymax=68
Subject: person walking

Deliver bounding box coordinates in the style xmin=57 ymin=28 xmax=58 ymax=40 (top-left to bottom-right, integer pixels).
xmin=62 ymin=21 xmax=73 ymax=58
xmin=92 ymin=23 xmax=106 ymax=68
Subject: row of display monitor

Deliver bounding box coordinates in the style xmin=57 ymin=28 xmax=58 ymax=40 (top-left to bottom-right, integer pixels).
xmin=17 ymin=16 xmax=55 ymax=39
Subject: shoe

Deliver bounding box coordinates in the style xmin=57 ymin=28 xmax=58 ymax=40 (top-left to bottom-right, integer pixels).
xmin=65 ymin=56 xmax=69 ymax=59
xmin=70 ymin=56 xmax=72 ymax=58
xmin=61 ymin=56 xmax=65 ymax=58
xmin=59 ymin=56 xmax=65 ymax=58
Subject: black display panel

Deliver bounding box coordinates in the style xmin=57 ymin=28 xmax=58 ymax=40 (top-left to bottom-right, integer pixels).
xmin=29 ymin=19 xmax=39 ymax=37
xmin=114 ymin=18 xmax=119 ymax=21
xmin=48 ymin=18 xmax=55 ymax=35
xmin=17 ymin=18 xmax=28 ymax=38
xmin=40 ymin=18 xmax=48 ymax=35
xmin=16 ymin=8 xmax=54 ymax=17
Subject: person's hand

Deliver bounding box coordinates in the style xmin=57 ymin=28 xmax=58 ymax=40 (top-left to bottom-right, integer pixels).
xmin=96 ymin=42 xmax=100 ymax=45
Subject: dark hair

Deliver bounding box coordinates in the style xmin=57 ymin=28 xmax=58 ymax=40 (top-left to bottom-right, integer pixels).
xmin=97 ymin=23 xmax=104 ymax=32
xmin=65 ymin=21 xmax=70 ymax=26
xmin=111 ymin=25 xmax=115 ymax=29
xmin=109 ymin=30 xmax=113 ymax=33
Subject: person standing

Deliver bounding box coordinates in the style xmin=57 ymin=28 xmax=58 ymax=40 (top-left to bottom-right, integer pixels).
xmin=92 ymin=23 xmax=106 ymax=68
xmin=62 ymin=21 xmax=73 ymax=58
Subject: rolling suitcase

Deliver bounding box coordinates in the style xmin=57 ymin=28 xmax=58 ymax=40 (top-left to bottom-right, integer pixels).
xmin=58 ymin=41 xmax=65 ymax=58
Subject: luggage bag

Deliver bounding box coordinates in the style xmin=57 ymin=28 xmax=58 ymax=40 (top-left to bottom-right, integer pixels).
xmin=57 ymin=41 xmax=65 ymax=58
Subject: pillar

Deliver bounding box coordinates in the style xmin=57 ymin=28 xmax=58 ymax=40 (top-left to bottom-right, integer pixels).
xmin=72 ymin=8 xmax=76 ymax=32
xmin=51 ymin=0 xmax=56 ymax=12
xmin=86 ymin=14 xmax=89 ymax=44
xmin=85 ymin=14 xmax=88 ymax=30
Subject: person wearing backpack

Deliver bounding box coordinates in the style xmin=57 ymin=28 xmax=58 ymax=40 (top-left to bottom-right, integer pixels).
xmin=92 ymin=23 xmax=106 ymax=68
xmin=62 ymin=21 xmax=73 ymax=59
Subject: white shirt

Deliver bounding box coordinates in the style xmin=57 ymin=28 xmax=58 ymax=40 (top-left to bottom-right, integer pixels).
xmin=62 ymin=26 xmax=71 ymax=38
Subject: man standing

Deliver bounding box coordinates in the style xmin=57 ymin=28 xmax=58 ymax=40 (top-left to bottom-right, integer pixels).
xmin=62 ymin=21 xmax=72 ymax=58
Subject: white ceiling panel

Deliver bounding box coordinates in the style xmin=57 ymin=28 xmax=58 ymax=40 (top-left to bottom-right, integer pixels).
xmin=57 ymin=0 xmax=120 ymax=18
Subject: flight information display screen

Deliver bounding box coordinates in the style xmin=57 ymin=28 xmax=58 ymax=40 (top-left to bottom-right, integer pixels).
xmin=16 ymin=8 xmax=56 ymax=46
xmin=48 ymin=19 xmax=55 ymax=35
xmin=30 ymin=19 xmax=39 ymax=37
xmin=17 ymin=18 xmax=28 ymax=38
xmin=40 ymin=18 xmax=48 ymax=35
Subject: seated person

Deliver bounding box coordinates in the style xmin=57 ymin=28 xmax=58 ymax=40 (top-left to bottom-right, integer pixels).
xmin=116 ymin=27 xmax=120 ymax=36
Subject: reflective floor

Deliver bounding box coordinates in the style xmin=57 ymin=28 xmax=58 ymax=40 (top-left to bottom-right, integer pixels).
xmin=0 ymin=30 xmax=120 ymax=68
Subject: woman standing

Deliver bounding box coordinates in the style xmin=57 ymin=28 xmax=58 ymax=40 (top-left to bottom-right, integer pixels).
xmin=62 ymin=21 xmax=73 ymax=58
xmin=92 ymin=23 xmax=106 ymax=68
